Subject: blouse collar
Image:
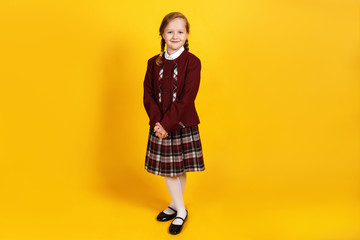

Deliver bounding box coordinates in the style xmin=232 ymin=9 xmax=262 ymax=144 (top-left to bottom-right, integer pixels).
xmin=165 ymin=46 xmax=185 ymax=60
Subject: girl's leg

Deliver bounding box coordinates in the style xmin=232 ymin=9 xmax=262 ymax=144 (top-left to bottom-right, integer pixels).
xmin=163 ymin=173 xmax=187 ymax=214
xmin=179 ymin=172 xmax=187 ymax=193
xmin=164 ymin=175 xmax=187 ymax=225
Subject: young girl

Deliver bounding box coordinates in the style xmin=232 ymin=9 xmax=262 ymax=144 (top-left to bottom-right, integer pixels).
xmin=143 ymin=12 xmax=205 ymax=235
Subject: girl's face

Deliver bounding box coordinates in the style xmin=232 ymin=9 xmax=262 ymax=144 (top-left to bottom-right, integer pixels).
xmin=162 ymin=18 xmax=188 ymax=55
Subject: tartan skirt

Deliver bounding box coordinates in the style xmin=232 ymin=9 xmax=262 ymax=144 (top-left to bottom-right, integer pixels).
xmin=144 ymin=125 xmax=205 ymax=177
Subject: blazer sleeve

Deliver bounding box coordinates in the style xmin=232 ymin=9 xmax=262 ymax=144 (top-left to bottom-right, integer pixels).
xmin=143 ymin=58 xmax=162 ymax=128
xmin=160 ymin=57 xmax=201 ymax=132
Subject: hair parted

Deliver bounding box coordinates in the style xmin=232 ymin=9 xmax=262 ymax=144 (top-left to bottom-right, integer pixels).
xmin=155 ymin=12 xmax=190 ymax=67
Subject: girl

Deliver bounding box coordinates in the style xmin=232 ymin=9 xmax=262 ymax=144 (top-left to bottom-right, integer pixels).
xmin=143 ymin=12 xmax=205 ymax=235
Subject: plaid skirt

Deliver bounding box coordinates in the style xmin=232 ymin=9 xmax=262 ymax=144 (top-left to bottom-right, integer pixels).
xmin=144 ymin=125 xmax=205 ymax=177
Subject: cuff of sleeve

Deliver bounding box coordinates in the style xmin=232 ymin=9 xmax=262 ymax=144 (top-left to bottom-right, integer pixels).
xmin=150 ymin=116 xmax=162 ymax=129
xmin=159 ymin=121 xmax=170 ymax=133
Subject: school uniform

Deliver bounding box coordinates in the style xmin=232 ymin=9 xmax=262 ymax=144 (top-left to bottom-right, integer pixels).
xmin=143 ymin=46 xmax=205 ymax=177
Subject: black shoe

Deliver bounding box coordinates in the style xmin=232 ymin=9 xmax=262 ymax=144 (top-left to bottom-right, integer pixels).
xmin=156 ymin=206 xmax=177 ymax=222
xmin=169 ymin=210 xmax=188 ymax=235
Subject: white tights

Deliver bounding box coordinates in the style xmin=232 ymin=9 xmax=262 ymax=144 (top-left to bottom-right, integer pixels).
xmin=163 ymin=173 xmax=187 ymax=225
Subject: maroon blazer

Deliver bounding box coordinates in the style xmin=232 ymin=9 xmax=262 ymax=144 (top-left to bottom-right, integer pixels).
xmin=143 ymin=50 xmax=201 ymax=133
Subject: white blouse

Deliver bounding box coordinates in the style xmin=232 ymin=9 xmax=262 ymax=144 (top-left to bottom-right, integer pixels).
xmin=164 ymin=46 xmax=185 ymax=60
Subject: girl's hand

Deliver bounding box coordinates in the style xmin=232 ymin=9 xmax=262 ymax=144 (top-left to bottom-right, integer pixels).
xmin=155 ymin=130 xmax=166 ymax=138
xmin=154 ymin=122 xmax=168 ymax=139
xmin=155 ymin=129 xmax=167 ymax=138
xmin=156 ymin=127 xmax=168 ymax=138
xmin=154 ymin=125 xmax=161 ymax=133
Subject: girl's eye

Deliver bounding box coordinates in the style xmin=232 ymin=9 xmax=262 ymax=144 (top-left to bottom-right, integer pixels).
xmin=179 ymin=32 xmax=183 ymax=34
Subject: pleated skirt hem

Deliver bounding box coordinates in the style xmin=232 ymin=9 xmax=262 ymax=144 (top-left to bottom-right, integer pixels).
xmin=144 ymin=125 xmax=205 ymax=177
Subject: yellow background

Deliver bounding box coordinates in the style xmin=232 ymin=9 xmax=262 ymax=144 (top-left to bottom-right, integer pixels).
xmin=0 ymin=0 xmax=359 ymax=239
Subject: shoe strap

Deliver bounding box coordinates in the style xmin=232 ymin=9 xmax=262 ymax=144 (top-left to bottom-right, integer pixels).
xmin=173 ymin=210 xmax=188 ymax=223
xmin=174 ymin=216 xmax=184 ymax=222
xmin=168 ymin=206 xmax=177 ymax=212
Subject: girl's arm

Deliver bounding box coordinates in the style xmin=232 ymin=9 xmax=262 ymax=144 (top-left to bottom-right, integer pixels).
xmin=160 ymin=56 xmax=201 ymax=132
xmin=143 ymin=58 xmax=162 ymax=128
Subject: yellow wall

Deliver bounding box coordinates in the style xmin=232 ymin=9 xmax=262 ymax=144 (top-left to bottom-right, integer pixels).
xmin=0 ymin=0 xmax=359 ymax=239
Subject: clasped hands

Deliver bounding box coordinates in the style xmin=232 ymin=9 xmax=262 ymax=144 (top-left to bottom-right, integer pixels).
xmin=154 ymin=122 xmax=168 ymax=139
